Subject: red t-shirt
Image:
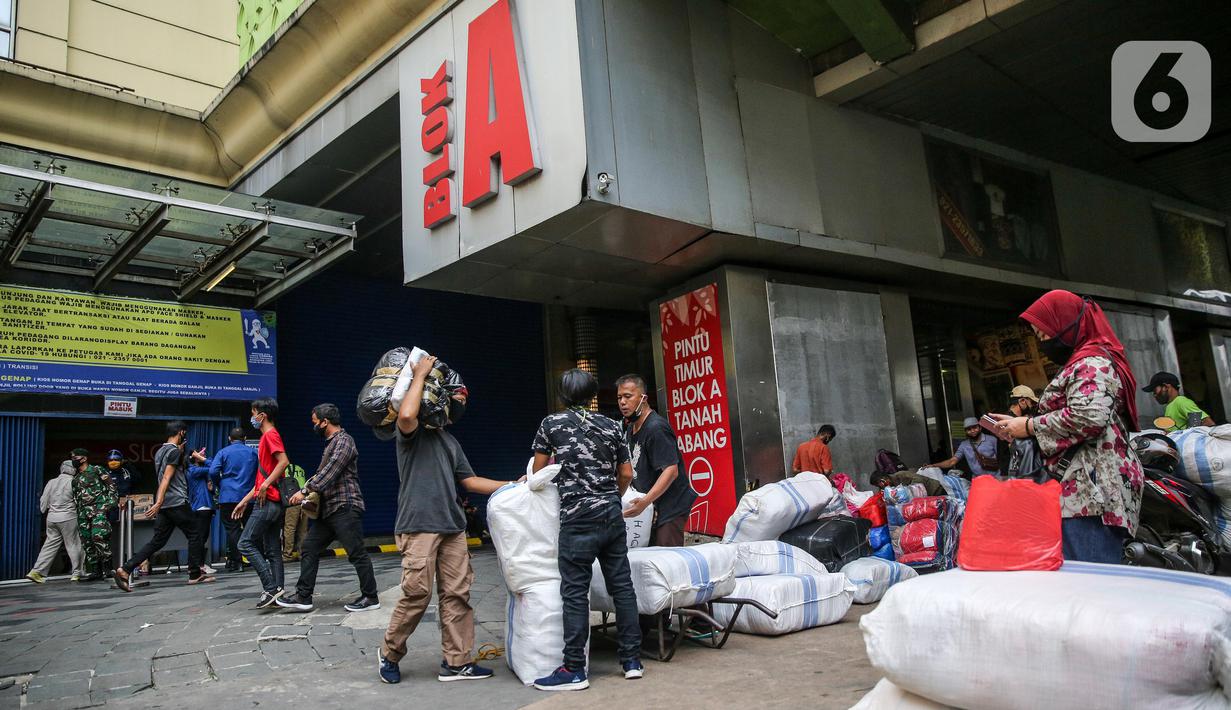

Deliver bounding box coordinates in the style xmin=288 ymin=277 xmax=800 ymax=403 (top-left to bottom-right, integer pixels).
xmin=256 ymin=427 xmax=285 ymax=503
xmin=793 ymin=438 xmax=833 ymax=474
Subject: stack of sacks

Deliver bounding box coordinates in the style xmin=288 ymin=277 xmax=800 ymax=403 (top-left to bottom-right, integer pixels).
xmin=1170 ymin=425 xmax=1231 ymax=545
xmin=733 ymin=540 xmax=829 ymax=577
xmin=896 ymin=496 xmax=964 ymax=571
xmin=778 ymin=516 xmax=872 ymax=572
xmin=882 ymin=484 xmax=929 ymax=559
xmin=711 ymin=572 xmax=855 ymax=636
xmin=868 ymin=524 xmax=894 ymax=561
xmin=860 ymin=562 xmax=1231 ymax=709
xmin=855 ymin=493 xmax=893 ymax=560
xmin=722 ymin=472 xmax=836 ymax=543
xmin=840 ymin=557 xmax=918 ymax=604
xmin=485 ymin=464 xmax=570 ymax=685
xmin=590 ymin=543 xmax=737 ymax=615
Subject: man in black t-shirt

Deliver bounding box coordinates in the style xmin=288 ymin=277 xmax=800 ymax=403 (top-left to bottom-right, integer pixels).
xmin=616 ymin=374 xmax=696 ymax=547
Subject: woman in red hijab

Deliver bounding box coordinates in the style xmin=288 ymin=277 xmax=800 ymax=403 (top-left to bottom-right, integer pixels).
xmin=994 ymin=290 xmax=1143 ymax=563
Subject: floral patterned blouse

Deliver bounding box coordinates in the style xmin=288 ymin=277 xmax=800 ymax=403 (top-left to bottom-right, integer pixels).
xmin=1031 ymin=355 xmax=1143 ymax=535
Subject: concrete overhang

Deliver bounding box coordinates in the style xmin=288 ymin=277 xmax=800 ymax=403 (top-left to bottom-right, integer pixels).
xmin=0 ymin=0 xmax=449 ymax=188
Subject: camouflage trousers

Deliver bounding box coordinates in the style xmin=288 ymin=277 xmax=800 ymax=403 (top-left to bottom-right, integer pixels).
xmin=78 ymin=515 xmax=113 ymax=574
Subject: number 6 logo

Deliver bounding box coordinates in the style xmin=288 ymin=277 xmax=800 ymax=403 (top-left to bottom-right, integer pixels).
xmin=1112 ymin=41 xmax=1211 ymax=143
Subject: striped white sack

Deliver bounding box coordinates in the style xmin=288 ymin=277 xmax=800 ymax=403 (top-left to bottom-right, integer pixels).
xmin=722 ymin=471 xmax=837 ymax=543
xmin=710 ymin=572 xmax=855 ymax=636
xmin=590 ymin=542 xmax=737 ymax=615
xmin=733 ymin=540 xmax=830 ymax=578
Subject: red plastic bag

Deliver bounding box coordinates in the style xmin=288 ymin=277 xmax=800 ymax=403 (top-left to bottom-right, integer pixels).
xmin=957 ymin=476 xmax=1062 ymax=571
xmin=857 ymin=493 xmax=887 ymax=527
xmin=899 ymin=519 xmax=940 ymax=555
xmin=898 ymin=550 xmax=938 ymax=566
xmin=901 ymin=496 xmax=946 ymax=522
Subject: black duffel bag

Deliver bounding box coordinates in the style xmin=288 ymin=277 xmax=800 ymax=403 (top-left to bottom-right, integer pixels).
xmin=779 ymin=516 xmax=873 ymax=572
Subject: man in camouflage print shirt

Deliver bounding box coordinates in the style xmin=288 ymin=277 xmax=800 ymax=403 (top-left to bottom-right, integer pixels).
xmin=71 ymin=449 xmax=117 ymax=581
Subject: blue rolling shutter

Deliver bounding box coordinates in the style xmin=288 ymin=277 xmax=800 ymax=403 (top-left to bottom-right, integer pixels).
xmin=0 ymin=416 xmax=45 ymax=580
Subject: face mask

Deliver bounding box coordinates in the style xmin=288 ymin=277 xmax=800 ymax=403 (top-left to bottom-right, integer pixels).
xmin=1152 ymin=389 xmax=1168 ymax=405
xmin=1039 ymin=338 xmax=1074 ymax=365
xmin=71 ymin=456 xmax=87 ymax=469
xmin=448 ymin=397 xmax=467 ymax=425
xmin=250 ymin=416 xmax=263 ymax=430
xmin=625 ymin=394 xmax=647 ymax=422
xmin=107 ymin=460 xmax=121 ymax=470
xmin=314 ymin=422 xmax=329 ymax=438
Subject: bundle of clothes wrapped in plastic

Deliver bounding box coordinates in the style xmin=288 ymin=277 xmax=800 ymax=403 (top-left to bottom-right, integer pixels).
xmin=355 ymin=346 xmax=466 ymax=440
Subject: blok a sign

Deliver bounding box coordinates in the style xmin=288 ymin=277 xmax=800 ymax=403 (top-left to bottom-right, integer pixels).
xmin=419 ymin=0 xmax=540 ymax=230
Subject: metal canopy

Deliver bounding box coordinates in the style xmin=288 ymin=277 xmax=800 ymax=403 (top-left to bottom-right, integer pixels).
xmin=0 ymin=145 xmax=360 ymax=306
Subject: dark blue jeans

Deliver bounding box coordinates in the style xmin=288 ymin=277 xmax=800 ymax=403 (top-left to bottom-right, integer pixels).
xmin=1062 ymin=516 xmax=1128 ymax=563
xmin=558 ymin=506 xmax=640 ymax=671
xmin=238 ymin=500 xmax=284 ymax=594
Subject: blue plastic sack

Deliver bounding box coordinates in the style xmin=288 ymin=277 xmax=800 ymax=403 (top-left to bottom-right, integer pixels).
xmin=886 ymin=504 xmax=905 ymax=528
xmin=869 ymin=525 xmax=891 ymax=550
xmin=872 ymin=544 xmax=895 ymax=561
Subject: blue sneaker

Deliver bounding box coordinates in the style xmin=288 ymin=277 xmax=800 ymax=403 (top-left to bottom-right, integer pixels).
xmin=378 ymin=652 xmax=400 ymax=684
xmin=437 ymin=661 xmax=493 ymax=682
xmin=622 ymin=659 xmax=644 ymax=679
xmin=533 ymin=665 xmax=589 ymax=691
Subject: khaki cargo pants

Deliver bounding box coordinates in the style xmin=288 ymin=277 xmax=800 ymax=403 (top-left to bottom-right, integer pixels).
xmin=381 ymin=531 xmax=475 ymax=666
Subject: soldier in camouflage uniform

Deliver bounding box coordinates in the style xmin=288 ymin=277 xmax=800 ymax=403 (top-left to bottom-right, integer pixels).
xmin=71 ymin=449 xmax=118 ymax=581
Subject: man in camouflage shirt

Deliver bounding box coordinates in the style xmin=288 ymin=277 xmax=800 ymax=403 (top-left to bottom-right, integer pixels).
xmin=71 ymin=449 xmax=117 ymax=581
xmin=530 ymin=369 xmax=643 ymax=691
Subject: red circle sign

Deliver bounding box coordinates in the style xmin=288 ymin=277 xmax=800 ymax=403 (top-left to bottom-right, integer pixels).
xmin=688 ymin=456 xmax=714 ymax=497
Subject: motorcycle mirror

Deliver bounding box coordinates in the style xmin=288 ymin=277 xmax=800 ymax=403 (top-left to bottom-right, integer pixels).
xmin=1153 ymin=416 xmax=1176 ymax=430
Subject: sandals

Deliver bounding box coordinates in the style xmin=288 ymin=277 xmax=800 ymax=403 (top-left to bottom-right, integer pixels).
xmin=114 ymin=568 xmax=131 ymax=592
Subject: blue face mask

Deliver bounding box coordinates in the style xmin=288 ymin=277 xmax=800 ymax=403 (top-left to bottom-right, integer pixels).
xmin=250 ymin=416 xmax=262 ymax=430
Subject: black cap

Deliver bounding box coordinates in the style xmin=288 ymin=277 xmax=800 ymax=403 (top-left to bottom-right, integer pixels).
xmin=1142 ymin=371 xmax=1180 ymax=392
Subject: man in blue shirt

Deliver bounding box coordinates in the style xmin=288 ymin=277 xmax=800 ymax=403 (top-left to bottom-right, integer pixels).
xmin=935 ymin=417 xmax=1000 ymax=478
xmin=209 ymin=427 xmax=259 ymax=572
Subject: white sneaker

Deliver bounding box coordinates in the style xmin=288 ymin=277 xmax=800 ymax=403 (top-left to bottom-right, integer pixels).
xmin=70 ymin=573 xmax=81 ymax=582
xmin=202 ymin=564 xmax=217 ymax=575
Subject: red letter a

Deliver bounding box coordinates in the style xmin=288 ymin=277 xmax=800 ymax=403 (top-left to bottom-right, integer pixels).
xmin=461 ymin=0 xmax=540 ymax=208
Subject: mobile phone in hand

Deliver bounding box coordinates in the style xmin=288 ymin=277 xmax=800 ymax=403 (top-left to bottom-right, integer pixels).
xmin=980 ymin=414 xmax=1010 ymax=441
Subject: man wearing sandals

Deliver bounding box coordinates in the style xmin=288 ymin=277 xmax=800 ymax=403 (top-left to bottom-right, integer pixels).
xmin=115 ymin=421 xmax=215 ymax=591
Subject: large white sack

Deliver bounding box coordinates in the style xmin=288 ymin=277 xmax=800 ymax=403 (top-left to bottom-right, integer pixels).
xmin=861 ymin=562 xmax=1231 ymax=710
xmin=622 ymin=488 xmax=654 ymax=549
xmin=505 ymin=582 xmax=567 ymax=686
xmin=852 ymin=679 xmax=954 ymax=710
xmin=711 ymin=572 xmax=854 ymax=636
xmin=486 ymin=463 xmax=561 ymax=592
xmin=841 ymin=557 xmax=918 ymax=605
xmin=733 ymin=540 xmax=829 ymax=578
xmin=1170 ymin=425 xmax=1231 ymax=545
xmin=722 ymin=472 xmax=837 ymax=543
xmin=389 ymin=346 xmax=429 ymax=409
xmin=590 ymin=543 xmax=737 ymax=615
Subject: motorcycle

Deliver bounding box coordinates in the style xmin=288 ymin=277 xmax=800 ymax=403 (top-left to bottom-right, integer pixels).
xmin=1124 ymin=432 xmax=1231 ymax=575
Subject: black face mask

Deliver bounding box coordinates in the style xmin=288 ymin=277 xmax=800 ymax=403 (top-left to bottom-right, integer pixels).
xmin=314 ymin=422 xmax=329 ymax=439
xmin=1039 ymin=338 xmax=1074 ymax=365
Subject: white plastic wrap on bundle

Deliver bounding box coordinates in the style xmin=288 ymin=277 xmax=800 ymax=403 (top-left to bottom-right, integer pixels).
xmin=590 ymin=543 xmax=737 ymax=615
xmin=711 ymin=572 xmax=854 ymax=636
xmin=722 ymin=472 xmax=837 ymax=543
xmin=852 ymin=679 xmax=955 ymax=710
xmin=861 ymin=563 xmax=1231 ymax=710
xmin=622 ymin=488 xmax=653 ymax=549
xmin=1170 ymin=425 xmax=1231 ymax=545
xmin=840 ymin=557 xmax=918 ymax=605
xmin=389 ymin=346 xmax=429 ymax=410
xmin=486 ymin=461 xmax=568 ymax=685
xmin=733 ymin=540 xmax=829 ymax=578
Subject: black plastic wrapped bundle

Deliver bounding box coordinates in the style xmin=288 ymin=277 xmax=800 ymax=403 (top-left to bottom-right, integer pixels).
xmin=355 ymin=347 xmax=467 ymax=436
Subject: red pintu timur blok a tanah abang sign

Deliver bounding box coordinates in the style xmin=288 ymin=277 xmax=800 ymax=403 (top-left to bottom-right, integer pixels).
xmin=419 ymin=0 xmax=541 ymax=230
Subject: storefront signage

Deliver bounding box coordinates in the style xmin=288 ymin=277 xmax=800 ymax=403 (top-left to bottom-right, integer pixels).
xmin=0 ymin=285 xmax=276 ymax=399
xmin=660 ymin=283 xmax=736 ymax=536
xmin=419 ymin=0 xmax=540 ymax=230
xmin=924 ymin=138 xmax=1062 ymax=275
xmin=104 ymin=395 xmax=137 ymax=418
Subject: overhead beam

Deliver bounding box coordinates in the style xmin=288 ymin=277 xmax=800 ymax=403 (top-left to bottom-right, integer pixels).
xmin=255 ymin=237 xmax=355 ymax=308
xmin=178 ymin=222 xmax=270 ymax=301
xmin=827 ymin=0 xmax=914 ymax=63
xmin=92 ymin=203 xmax=170 ymax=290
xmin=3 ymin=182 xmax=54 ymax=267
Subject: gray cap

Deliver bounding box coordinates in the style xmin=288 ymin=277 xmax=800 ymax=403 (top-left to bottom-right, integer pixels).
xmin=963 ymin=417 xmax=980 ymax=429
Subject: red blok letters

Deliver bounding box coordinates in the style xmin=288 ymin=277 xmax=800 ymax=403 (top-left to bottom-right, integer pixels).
xmin=420 ymin=61 xmax=456 ymax=229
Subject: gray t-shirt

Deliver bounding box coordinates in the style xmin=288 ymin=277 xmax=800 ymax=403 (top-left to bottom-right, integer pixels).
xmin=155 ymin=443 xmax=188 ymax=508
xmin=394 ymin=427 xmax=474 ymax=534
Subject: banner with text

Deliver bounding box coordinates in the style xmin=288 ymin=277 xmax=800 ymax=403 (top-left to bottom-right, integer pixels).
xmin=0 ymin=285 xmax=276 ymax=400
xmin=660 ymin=283 xmax=736 ymax=536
